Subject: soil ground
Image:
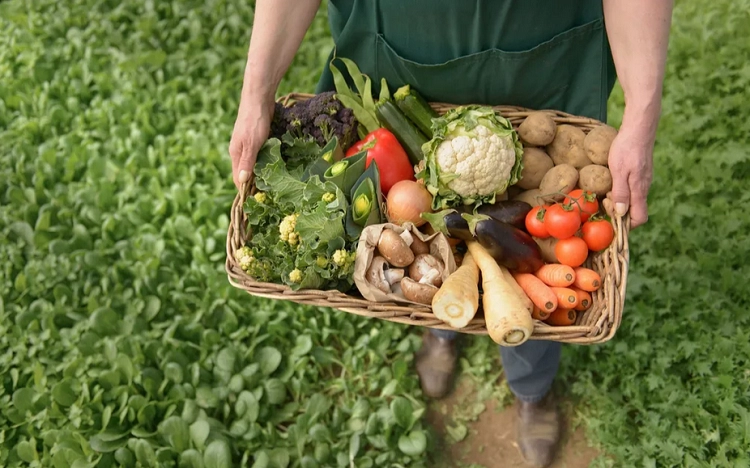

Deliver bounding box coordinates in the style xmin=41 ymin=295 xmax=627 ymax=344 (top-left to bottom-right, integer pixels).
xmin=425 ymin=377 xmax=602 ymax=468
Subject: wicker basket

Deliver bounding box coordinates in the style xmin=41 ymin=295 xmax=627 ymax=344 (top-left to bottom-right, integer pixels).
xmin=226 ymin=93 xmax=630 ymax=344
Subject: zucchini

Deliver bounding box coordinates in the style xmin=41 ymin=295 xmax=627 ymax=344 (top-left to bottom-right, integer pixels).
xmin=375 ymin=99 xmax=428 ymax=166
xmin=394 ymin=85 xmax=439 ymax=138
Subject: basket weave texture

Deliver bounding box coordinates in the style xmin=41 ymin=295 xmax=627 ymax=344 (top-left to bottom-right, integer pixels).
xmin=226 ymin=93 xmax=631 ymax=344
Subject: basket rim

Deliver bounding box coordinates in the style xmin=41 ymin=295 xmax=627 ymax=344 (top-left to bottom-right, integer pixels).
xmin=225 ymin=93 xmax=631 ymax=345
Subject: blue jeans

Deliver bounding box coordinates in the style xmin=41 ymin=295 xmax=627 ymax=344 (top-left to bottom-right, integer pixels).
xmin=430 ymin=328 xmax=561 ymax=403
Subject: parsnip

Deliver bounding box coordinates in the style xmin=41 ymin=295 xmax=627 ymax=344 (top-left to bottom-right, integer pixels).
xmin=432 ymin=252 xmax=480 ymax=329
xmin=467 ymin=242 xmax=534 ymax=347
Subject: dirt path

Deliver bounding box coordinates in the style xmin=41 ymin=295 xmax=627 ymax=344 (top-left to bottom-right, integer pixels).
xmin=425 ymin=377 xmax=602 ymax=468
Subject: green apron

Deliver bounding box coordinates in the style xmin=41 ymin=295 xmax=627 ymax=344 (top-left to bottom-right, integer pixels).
xmin=315 ymin=0 xmax=617 ymax=121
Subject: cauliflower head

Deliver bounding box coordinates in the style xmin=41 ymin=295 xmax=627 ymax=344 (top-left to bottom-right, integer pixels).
xmin=279 ymin=213 xmax=300 ymax=245
xmin=419 ymin=106 xmax=523 ymax=210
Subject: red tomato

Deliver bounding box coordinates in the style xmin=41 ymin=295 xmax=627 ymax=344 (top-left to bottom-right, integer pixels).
xmin=582 ymin=219 xmax=615 ymax=251
xmin=346 ymin=128 xmax=414 ymax=195
xmin=564 ymin=189 xmax=599 ymax=222
xmin=555 ymin=236 xmax=589 ymax=267
xmin=525 ymin=206 xmax=549 ymax=238
xmin=543 ymin=204 xmax=581 ymax=239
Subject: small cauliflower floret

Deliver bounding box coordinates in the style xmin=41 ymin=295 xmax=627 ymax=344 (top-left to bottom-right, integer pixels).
xmin=316 ymin=255 xmax=329 ymax=268
xmin=289 ymin=268 xmax=303 ymax=283
xmin=253 ymin=192 xmax=267 ymax=204
xmin=287 ymin=232 xmax=299 ymax=246
xmin=322 ymin=192 xmax=336 ymax=203
xmin=279 ymin=213 xmax=300 ymax=244
xmin=333 ymin=249 xmax=356 ymax=268
xmin=435 ymin=125 xmax=517 ymax=198
xmin=332 ymin=249 xmax=348 ymax=267
xmin=234 ymin=246 xmax=254 ymax=271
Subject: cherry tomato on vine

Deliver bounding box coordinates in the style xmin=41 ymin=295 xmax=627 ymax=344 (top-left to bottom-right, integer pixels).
xmin=525 ymin=206 xmax=550 ymax=238
xmin=564 ymin=189 xmax=599 ymax=222
xmin=544 ymin=204 xmax=581 ymax=239
xmin=555 ymin=236 xmax=589 ymax=267
xmin=582 ymin=219 xmax=615 ymax=251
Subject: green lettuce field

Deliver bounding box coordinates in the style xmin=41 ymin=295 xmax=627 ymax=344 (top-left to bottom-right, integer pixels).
xmin=1 ymin=1 xmax=749 ymax=467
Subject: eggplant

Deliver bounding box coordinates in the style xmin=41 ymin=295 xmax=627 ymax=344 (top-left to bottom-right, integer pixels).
xmin=476 ymin=200 xmax=532 ymax=230
xmin=464 ymin=214 xmax=544 ymax=273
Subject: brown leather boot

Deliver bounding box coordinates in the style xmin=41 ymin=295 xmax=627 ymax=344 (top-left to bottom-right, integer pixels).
xmin=414 ymin=331 xmax=457 ymax=399
xmin=516 ymin=394 xmax=561 ymax=468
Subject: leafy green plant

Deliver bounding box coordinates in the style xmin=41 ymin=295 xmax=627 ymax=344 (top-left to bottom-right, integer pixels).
xmin=0 ymin=0 xmax=428 ymax=466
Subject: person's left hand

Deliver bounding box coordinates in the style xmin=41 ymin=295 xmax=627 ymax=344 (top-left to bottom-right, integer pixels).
xmin=608 ymin=124 xmax=656 ymax=228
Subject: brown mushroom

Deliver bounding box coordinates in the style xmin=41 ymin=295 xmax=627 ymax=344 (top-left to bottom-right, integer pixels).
xmin=400 ymin=277 xmax=438 ymax=305
xmin=408 ymin=254 xmax=445 ymax=287
xmin=377 ymin=229 xmax=415 ymax=267
xmin=410 ymin=236 xmax=430 ymax=256
xmin=366 ymin=257 xmax=391 ymax=294
xmin=384 ymin=268 xmax=405 ymax=285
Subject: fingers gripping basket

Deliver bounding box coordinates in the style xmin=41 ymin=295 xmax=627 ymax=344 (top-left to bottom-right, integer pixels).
xmin=226 ymin=93 xmax=630 ymax=344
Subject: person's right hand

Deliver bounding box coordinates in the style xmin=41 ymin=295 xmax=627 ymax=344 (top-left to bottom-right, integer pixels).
xmin=229 ymin=95 xmax=274 ymax=189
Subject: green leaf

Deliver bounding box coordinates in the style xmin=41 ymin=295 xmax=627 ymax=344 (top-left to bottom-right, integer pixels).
xmin=235 ymin=391 xmax=260 ymax=422
xmin=134 ymin=439 xmax=158 ymax=467
xmin=52 ymin=379 xmax=80 ymax=407
xmin=16 ymin=440 xmax=37 ymax=463
xmin=12 ymin=388 xmax=36 ymax=413
xmin=291 ymin=335 xmax=313 ymax=357
xmin=189 ymin=420 xmax=210 ymax=449
xmin=159 ymin=416 xmax=190 ymax=452
xmin=89 ymin=432 xmax=128 ymax=453
xmin=398 ymin=430 xmax=427 ymax=456
xmin=349 ymin=433 xmax=360 ymax=460
xmin=115 ymin=447 xmax=136 ymax=467
xmin=179 ymin=449 xmax=204 ymax=468
xmin=256 ymin=347 xmax=282 ymax=376
xmin=203 ymin=440 xmax=231 ymax=468
xmin=264 ymin=379 xmax=286 ymax=405
xmin=89 ymin=307 xmax=120 ymax=336
xmin=195 ymin=387 xmax=219 ymax=409
xmin=390 ymin=397 xmax=413 ymax=429
xmin=251 ymin=451 xmax=270 ymax=468
xmin=143 ymin=296 xmax=161 ymax=321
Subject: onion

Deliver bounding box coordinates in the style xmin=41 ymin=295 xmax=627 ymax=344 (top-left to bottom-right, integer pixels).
xmin=385 ymin=180 xmax=433 ymax=227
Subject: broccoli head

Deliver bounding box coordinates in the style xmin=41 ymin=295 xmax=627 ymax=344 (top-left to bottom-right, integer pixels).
xmin=269 ymin=92 xmax=359 ymax=151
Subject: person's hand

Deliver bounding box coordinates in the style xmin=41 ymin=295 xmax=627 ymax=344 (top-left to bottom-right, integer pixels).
xmin=608 ymin=124 xmax=655 ymax=228
xmin=229 ymin=95 xmax=274 ymax=189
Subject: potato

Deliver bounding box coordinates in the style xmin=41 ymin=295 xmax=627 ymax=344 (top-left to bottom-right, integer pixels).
xmin=513 ymin=189 xmax=543 ymax=207
xmin=534 ymin=237 xmax=559 ymax=263
xmin=584 ymin=125 xmax=618 ymax=165
xmin=538 ymin=164 xmax=579 ymax=201
xmin=579 ymin=165 xmax=613 ymax=196
xmin=517 ymin=148 xmax=554 ymax=190
xmin=518 ymin=112 xmax=557 ymax=146
xmin=546 ymin=125 xmax=593 ymax=168
xmin=507 ymin=185 xmax=524 ymax=200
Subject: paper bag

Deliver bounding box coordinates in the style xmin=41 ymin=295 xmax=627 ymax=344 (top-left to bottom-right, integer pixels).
xmin=353 ymin=222 xmax=457 ymax=304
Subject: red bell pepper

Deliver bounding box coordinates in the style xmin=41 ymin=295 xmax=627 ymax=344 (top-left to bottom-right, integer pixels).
xmin=346 ymin=128 xmax=415 ymax=195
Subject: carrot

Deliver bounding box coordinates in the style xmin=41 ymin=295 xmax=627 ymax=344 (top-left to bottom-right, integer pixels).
xmin=572 ymin=287 xmax=592 ymax=311
xmin=573 ymin=267 xmax=601 ymax=292
xmin=501 ymin=266 xmax=534 ymax=313
xmin=432 ymin=252 xmax=480 ymax=328
xmin=551 ymin=287 xmax=579 ymax=309
xmin=534 ymin=264 xmax=575 ymax=287
xmin=467 ymin=242 xmax=533 ymax=347
xmin=545 ymin=308 xmax=577 ymax=326
xmin=512 ymin=273 xmax=558 ymax=313
xmin=531 ymin=306 xmax=551 ymax=321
